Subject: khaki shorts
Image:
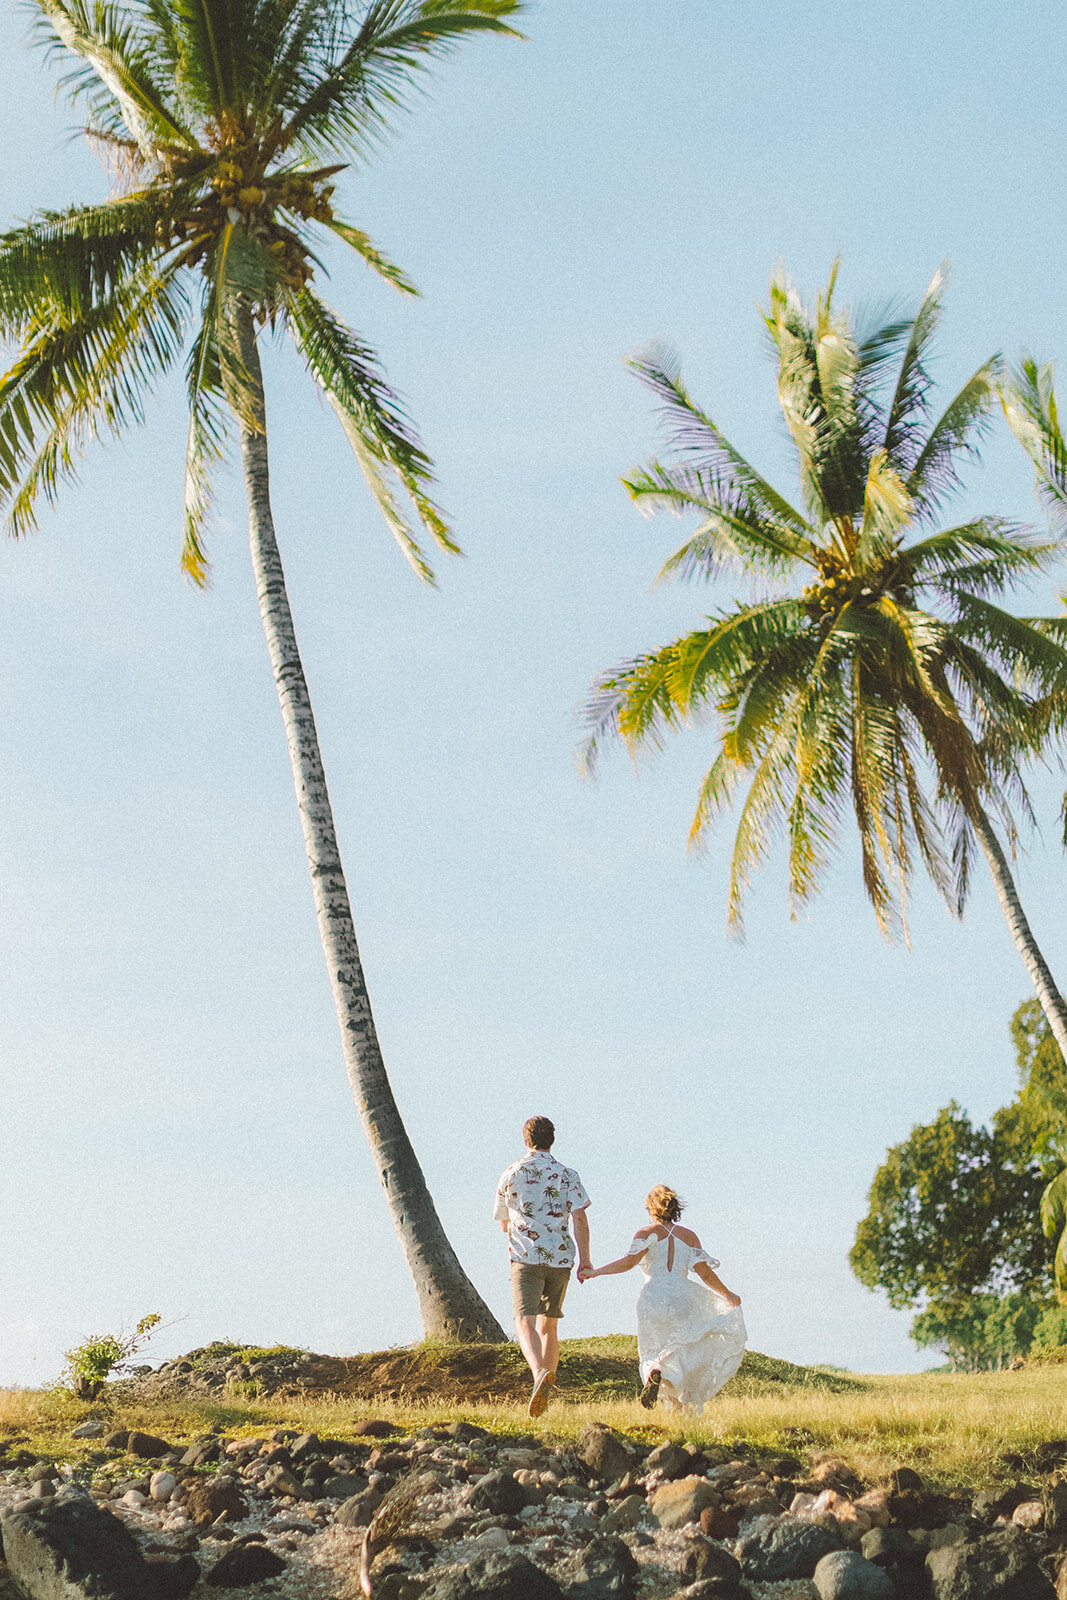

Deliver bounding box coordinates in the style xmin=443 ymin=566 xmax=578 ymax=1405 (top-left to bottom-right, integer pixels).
xmin=511 ymin=1262 xmax=571 ymax=1320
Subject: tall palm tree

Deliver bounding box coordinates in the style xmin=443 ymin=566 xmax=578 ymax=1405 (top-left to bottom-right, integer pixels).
xmin=583 ymin=265 xmax=1067 ymax=1060
xmin=0 ymin=0 xmax=524 ymax=1341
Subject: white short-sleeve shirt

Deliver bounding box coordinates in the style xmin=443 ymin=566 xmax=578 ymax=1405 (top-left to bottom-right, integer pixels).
xmin=493 ymin=1148 xmax=590 ymax=1267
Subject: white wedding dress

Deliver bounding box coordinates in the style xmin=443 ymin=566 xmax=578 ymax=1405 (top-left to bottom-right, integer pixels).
xmin=627 ymin=1225 xmax=747 ymax=1412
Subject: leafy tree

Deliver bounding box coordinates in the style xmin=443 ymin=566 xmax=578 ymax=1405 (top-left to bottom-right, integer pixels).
xmin=1001 ymin=1001 xmax=1067 ymax=1301
xmin=0 ymin=0 xmax=526 ymax=1340
xmin=849 ymin=1102 xmax=1049 ymax=1308
xmin=911 ymin=1292 xmax=1045 ymax=1372
xmin=1031 ymin=1302 xmax=1067 ymax=1353
xmin=583 ymin=265 xmax=1067 ymax=1059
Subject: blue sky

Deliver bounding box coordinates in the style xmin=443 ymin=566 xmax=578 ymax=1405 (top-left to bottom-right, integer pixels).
xmin=2 ymin=0 xmax=1067 ymax=1385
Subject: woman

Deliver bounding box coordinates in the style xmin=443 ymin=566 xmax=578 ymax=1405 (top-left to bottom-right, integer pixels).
xmin=580 ymin=1185 xmax=746 ymax=1411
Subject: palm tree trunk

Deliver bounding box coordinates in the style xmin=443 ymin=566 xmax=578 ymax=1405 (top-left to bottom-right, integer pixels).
xmin=969 ymin=805 xmax=1067 ymax=1063
xmin=231 ymin=302 xmax=505 ymax=1342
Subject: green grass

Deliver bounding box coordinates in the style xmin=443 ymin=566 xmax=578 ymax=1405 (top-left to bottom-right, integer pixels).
xmin=3 ymin=1340 xmax=1067 ymax=1493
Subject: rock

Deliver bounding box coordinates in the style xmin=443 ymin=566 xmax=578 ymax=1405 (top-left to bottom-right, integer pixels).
xmin=602 ymin=1495 xmax=645 ymax=1533
xmin=574 ymin=1425 xmax=634 ymax=1485
xmin=861 ymin=1527 xmax=926 ymax=1569
xmin=182 ymin=1476 xmax=248 ymax=1526
xmin=29 ymin=1481 xmax=57 ymax=1500
xmin=179 ymin=1440 xmax=220 ymax=1469
xmin=650 ymin=1475 xmax=720 ymax=1529
xmin=684 ymin=1539 xmax=744 ymax=1586
xmin=887 ymin=1468 xmax=925 ymax=1494
xmin=321 ymin=1473 xmax=365 ymax=1499
xmin=927 ymin=1528 xmax=1055 ymax=1598
xmin=0 ymin=1492 xmax=161 ymax=1600
xmin=974 ymin=1484 xmax=1037 ymax=1521
xmin=142 ymin=1554 xmax=200 ymax=1599
xmin=927 ymin=1525 xmax=967 ymax=1552
xmin=566 ymin=1535 xmax=638 ymax=1600
xmin=469 ymin=1470 xmax=527 ymax=1517
xmin=204 ymin=1543 xmax=288 ymax=1587
xmin=104 ymin=1432 xmax=130 ymax=1451
xmin=124 ymin=1432 xmax=171 ymax=1460
xmin=1047 ymin=1481 xmax=1067 ymax=1542
xmin=645 ymin=1442 xmax=692 ymax=1479
xmin=701 ymin=1504 xmax=741 ymax=1540
xmin=420 ymin=1548 xmax=565 ymax=1599
xmin=335 ymin=1486 xmax=383 ymax=1528
xmin=1057 ymin=1553 xmax=1067 ymax=1599
xmin=1014 ymin=1501 xmax=1046 ymax=1531
xmin=119 ymin=1491 xmax=146 ymax=1509
xmin=354 ymin=1420 xmax=402 ymax=1438
xmin=71 ymin=1423 xmax=105 ymax=1441
xmin=261 ymin=1463 xmax=305 ymax=1498
xmin=886 ymin=1490 xmax=957 ymax=1529
xmin=149 ymin=1472 xmax=176 ymax=1501
xmin=737 ymin=1517 xmax=843 ymax=1581
xmin=289 ymin=1433 xmax=320 ymax=1463
xmin=814 ymin=1550 xmax=895 ymax=1598
xmin=673 ymin=1583 xmax=752 ymax=1600
xmin=472 ymin=1527 xmax=510 ymax=1550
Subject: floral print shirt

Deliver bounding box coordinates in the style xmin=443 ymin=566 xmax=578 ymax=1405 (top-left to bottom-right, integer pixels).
xmin=493 ymin=1149 xmax=590 ymax=1267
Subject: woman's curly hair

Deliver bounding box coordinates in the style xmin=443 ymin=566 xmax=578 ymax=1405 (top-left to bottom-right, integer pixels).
xmin=645 ymin=1184 xmax=684 ymax=1223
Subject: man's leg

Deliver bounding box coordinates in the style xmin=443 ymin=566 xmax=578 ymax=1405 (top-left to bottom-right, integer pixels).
xmin=537 ymin=1316 xmax=559 ymax=1377
xmin=514 ymin=1314 xmax=546 ymax=1382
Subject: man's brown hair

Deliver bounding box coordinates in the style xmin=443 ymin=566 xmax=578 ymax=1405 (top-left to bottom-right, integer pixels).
xmin=523 ymin=1115 xmax=555 ymax=1150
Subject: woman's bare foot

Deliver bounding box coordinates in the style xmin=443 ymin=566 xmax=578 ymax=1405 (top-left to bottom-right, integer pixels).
xmin=639 ymin=1368 xmax=661 ymax=1409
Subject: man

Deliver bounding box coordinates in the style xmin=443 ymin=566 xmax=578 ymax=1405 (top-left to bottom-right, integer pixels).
xmin=493 ymin=1116 xmax=591 ymax=1418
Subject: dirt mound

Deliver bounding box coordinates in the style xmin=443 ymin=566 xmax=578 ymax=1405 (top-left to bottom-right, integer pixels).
xmin=122 ymin=1337 xmax=861 ymax=1406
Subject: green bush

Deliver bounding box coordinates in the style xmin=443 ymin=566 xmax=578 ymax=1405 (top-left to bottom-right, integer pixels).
xmin=61 ymin=1314 xmax=162 ymax=1398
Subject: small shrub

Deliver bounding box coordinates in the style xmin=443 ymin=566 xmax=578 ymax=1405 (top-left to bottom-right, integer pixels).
xmin=60 ymin=1314 xmax=162 ymax=1398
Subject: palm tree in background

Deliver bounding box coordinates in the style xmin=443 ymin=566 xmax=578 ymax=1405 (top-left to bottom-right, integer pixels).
xmin=0 ymin=0 xmax=525 ymax=1341
xmin=583 ymin=265 xmax=1067 ymax=1060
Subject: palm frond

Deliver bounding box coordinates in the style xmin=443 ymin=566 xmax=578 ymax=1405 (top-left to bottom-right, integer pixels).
xmin=181 ymin=301 xmax=229 ymax=585
xmin=1002 ymin=356 xmax=1067 ymax=537
xmin=0 ymin=265 xmax=187 ymax=535
xmin=33 ymin=0 xmax=193 ymax=149
xmin=904 ymin=519 xmax=1055 ymax=596
xmin=883 ymin=263 xmax=947 ymax=470
xmin=280 ymin=0 xmax=524 ymax=161
xmin=320 ymin=218 xmax=418 ymax=294
xmin=286 ymin=284 xmax=455 ymax=580
xmin=907 ymin=358 xmax=1001 ymax=520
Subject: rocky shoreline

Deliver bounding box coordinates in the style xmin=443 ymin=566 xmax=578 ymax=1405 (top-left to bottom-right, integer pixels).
xmin=2 ymin=1404 xmax=1067 ymax=1600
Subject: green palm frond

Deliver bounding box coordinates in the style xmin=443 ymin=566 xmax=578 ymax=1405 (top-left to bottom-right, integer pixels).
xmin=280 ymin=0 xmax=524 ymax=161
xmin=286 ymin=285 xmax=455 ymax=581
xmin=320 ymin=219 xmax=419 ymax=294
xmin=0 ymin=265 xmax=187 ymax=536
xmin=34 ymin=0 xmax=193 ymax=148
xmin=905 ymin=519 xmax=1057 ymax=595
xmin=625 ymin=345 xmax=812 ymax=543
xmin=882 ymin=263 xmax=947 ymax=470
xmin=181 ymin=301 xmax=228 ymax=585
xmin=907 ymin=358 xmax=1001 ymax=520
xmin=1003 ymin=356 xmax=1067 ymax=537
xmin=0 ymin=194 xmax=182 ymax=335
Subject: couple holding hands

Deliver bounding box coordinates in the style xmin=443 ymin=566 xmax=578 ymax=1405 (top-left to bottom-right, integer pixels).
xmin=493 ymin=1116 xmax=746 ymax=1419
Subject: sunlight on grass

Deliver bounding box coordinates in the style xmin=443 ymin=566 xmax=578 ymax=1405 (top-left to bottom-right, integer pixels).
xmin=3 ymin=1351 xmax=1067 ymax=1491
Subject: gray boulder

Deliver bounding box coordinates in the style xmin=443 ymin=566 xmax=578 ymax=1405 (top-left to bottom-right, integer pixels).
xmin=926 ymin=1528 xmax=1055 ymax=1598
xmin=0 ymin=1494 xmax=166 ymax=1600
xmin=334 ymin=1485 xmax=383 ymax=1528
xmin=565 ymin=1535 xmax=638 ymax=1600
xmin=737 ymin=1517 xmax=842 ymax=1581
xmin=468 ymin=1470 xmax=527 ymax=1517
xmin=683 ymin=1539 xmax=744 ymax=1586
xmin=204 ymin=1544 xmax=287 ymax=1587
xmin=421 ymin=1549 xmax=565 ymax=1600
xmin=650 ymin=1476 xmax=720 ymax=1529
xmin=861 ymin=1528 xmax=926 ymax=1570
xmin=574 ymin=1424 xmax=634 ymax=1485
xmin=645 ymin=1442 xmax=692 ymax=1479
xmin=814 ymin=1550 xmax=895 ymax=1598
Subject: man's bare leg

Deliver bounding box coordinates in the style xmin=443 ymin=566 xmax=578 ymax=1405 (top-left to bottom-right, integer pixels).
xmin=538 ymin=1316 xmax=559 ymax=1378
xmin=514 ymin=1315 xmax=546 ymax=1382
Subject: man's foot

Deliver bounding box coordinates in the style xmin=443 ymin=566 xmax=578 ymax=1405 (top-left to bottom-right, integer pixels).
xmin=529 ymin=1368 xmax=555 ymax=1418
xmin=639 ymin=1369 xmax=661 ymax=1409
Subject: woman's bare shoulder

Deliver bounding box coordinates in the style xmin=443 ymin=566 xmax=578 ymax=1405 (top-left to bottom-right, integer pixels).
xmin=634 ymin=1224 xmax=663 ymax=1239
xmin=674 ymin=1225 xmax=701 ymax=1246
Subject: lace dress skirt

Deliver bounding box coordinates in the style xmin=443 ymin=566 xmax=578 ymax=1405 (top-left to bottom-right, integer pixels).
xmin=635 ymin=1263 xmax=747 ymax=1412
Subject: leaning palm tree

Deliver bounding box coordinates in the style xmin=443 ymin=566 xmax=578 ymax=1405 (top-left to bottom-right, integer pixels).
xmin=583 ymin=265 xmax=1067 ymax=1060
xmin=0 ymin=0 xmax=524 ymax=1341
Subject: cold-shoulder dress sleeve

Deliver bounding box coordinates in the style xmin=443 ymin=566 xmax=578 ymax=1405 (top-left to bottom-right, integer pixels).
xmin=691 ymin=1246 xmax=720 ymax=1269
xmin=626 ymin=1234 xmax=650 ymax=1256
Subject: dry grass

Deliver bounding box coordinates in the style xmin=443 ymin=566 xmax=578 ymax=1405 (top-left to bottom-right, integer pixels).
xmin=3 ymin=1343 xmax=1067 ymax=1493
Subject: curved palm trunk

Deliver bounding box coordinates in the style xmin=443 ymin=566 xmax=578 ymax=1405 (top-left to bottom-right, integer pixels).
xmin=232 ymin=303 xmax=505 ymax=1342
xmin=969 ymin=805 xmax=1067 ymax=1063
